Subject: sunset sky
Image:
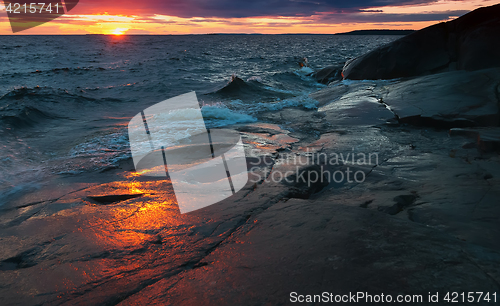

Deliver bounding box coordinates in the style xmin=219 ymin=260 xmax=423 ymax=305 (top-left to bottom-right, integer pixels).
xmin=0 ymin=0 xmax=498 ymax=35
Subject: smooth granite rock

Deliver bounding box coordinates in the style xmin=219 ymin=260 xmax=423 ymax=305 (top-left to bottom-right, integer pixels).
xmin=342 ymin=4 xmax=500 ymax=80
xmin=450 ymin=127 xmax=500 ymax=152
xmin=380 ymin=68 xmax=500 ymax=127
xmin=311 ymin=68 xmax=500 ymax=128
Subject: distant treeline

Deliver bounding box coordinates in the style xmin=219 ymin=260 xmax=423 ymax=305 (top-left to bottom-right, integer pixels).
xmin=335 ymin=30 xmax=416 ymax=35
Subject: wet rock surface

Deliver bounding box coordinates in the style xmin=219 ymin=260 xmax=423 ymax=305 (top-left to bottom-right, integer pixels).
xmin=1 ymin=78 xmax=500 ymax=305
xmin=450 ymin=127 xmax=500 ymax=152
xmin=313 ymin=68 xmax=500 ymax=129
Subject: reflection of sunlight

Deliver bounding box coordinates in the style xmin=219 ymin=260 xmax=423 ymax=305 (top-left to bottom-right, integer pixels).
xmin=125 ymin=166 xmax=166 ymax=178
xmin=86 ymin=180 xmax=181 ymax=248
xmin=243 ymin=132 xmax=299 ymax=151
xmin=60 ymin=178 xmax=193 ymax=294
xmin=126 ymin=181 xmax=143 ymax=194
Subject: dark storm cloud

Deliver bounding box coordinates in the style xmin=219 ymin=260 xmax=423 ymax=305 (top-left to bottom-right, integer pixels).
xmin=152 ymin=0 xmax=441 ymax=18
xmin=77 ymin=0 xmax=447 ymax=18
xmin=316 ymin=10 xmax=470 ymax=23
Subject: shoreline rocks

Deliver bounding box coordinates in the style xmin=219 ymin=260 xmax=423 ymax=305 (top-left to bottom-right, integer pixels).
xmin=342 ymin=4 xmax=500 ymax=80
xmin=380 ymin=68 xmax=500 ymax=128
xmin=311 ymin=68 xmax=500 ymax=129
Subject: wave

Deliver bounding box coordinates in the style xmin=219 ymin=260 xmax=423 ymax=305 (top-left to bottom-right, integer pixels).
xmin=0 ymin=86 xmax=98 ymax=104
xmin=0 ymin=106 xmax=58 ymax=129
xmin=201 ymin=103 xmax=257 ymax=127
xmin=1 ymin=45 xmax=23 ymax=50
xmin=226 ymin=94 xmax=319 ymax=114
xmin=0 ymin=86 xmax=110 ymax=130
xmin=253 ymin=95 xmax=319 ymax=111
xmin=68 ymin=130 xmax=131 ymax=173
xmin=311 ymin=65 xmax=343 ymax=84
xmin=212 ymin=75 xmax=263 ymax=94
xmin=66 ymin=104 xmax=257 ymax=174
xmin=32 ymin=66 xmax=108 ymax=75
xmin=206 ymin=75 xmax=295 ymax=101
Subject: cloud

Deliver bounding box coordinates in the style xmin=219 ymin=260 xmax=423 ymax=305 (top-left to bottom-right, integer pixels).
xmin=315 ymin=10 xmax=470 ymax=23
xmin=73 ymin=0 xmax=446 ymax=18
xmin=125 ymin=28 xmax=153 ymax=34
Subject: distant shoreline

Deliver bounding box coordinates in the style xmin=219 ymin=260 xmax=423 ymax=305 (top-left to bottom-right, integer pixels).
xmin=0 ymin=30 xmax=416 ymax=36
xmin=334 ymin=29 xmax=415 ymax=35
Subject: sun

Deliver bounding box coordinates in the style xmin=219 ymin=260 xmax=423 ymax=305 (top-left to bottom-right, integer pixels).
xmin=111 ymin=28 xmax=128 ymax=35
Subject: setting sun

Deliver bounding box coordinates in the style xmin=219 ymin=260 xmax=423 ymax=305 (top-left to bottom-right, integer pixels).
xmin=111 ymin=27 xmax=128 ymax=35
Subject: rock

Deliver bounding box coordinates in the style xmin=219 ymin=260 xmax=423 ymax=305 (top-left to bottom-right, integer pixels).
xmin=149 ymin=235 xmax=163 ymax=244
xmin=2 ymin=115 xmax=500 ymax=305
xmin=342 ymin=4 xmax=500 ymax=80
xmin=477 ymin=130 xmax=500 ymax=152
xmin=283 ymin=164 xmax=330 ymax=199
xmin=380 ymin=68 xmax=500 ymax=127
xmin=311 ymin=68 xmax=500 ymax=128
xmin=379 ymin=194 xmax=417 ymax=215
xmin=87 ymin=193 xmax=144 ymax=204
xmin=309 ymin=81 xmax=350 ymax=106
xmin=312 ymin=65 xmax=342 ymax=84
xmin=449 ymin=128 xmax=482 ymax=139
xmin=450 ymin=127 xmax=500 ymax=152
xmin=237 ymin=122 xmax=299 ymax=153
xmin=120 ymin=198 xmax=500 ymax=305
xmin=311 ymin=81 xmax=396 ymax=126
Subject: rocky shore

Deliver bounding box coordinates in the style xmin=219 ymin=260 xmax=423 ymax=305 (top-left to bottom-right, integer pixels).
xmin=1 ymin=4 xmax=500 ymax=306
xmin=342 ymin=4 xmax=500 ymax=80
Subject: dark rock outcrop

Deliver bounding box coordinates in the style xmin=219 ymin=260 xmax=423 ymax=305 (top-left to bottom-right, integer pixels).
xmin=342 ymin=4 xmax=500 ymax=80
xmin=87 ymin=193 xmax=144 ymax=204
xmin=312 ymin=65 xmax=342 ymax=84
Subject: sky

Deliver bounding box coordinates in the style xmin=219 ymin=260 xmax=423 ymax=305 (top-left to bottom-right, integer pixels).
xmin=0 ymin=0 xmax=498 ymax=34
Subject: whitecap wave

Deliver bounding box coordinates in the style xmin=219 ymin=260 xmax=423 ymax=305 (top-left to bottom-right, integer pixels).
xmin=201 ymin=104 xmax=257 ymax=127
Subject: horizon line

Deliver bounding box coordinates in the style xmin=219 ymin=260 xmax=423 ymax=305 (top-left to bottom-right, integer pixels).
xmin=0 ymin=29 xmax=417 ymax=36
